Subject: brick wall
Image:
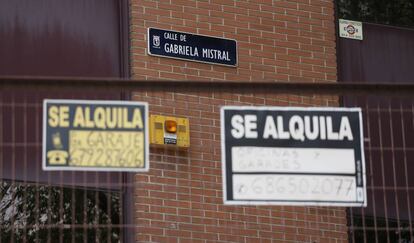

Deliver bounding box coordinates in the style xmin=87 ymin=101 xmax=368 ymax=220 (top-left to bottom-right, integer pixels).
xmin=130 ymin=0 xmax=347 ymax=242
xmin=130 ymin=0 xmax=337 ymax=82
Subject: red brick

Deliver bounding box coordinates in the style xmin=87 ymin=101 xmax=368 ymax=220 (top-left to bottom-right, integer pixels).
xmin=131 ymin=0 xmax=343 ymax=241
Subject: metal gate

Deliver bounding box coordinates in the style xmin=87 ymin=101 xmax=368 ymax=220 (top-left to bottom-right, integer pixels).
xmin=1 ymin=77 xmax=414 ymax=243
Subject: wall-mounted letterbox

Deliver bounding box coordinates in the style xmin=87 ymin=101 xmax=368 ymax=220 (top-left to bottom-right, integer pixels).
xmin=150 ymin=115 xmax=190 ymax=148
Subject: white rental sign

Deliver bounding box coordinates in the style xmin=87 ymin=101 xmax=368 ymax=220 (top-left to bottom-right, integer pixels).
xmin=221 ymin=106 xmax=367 ymax=207
xmin=339 ymin=19 xmax=363 ymax=40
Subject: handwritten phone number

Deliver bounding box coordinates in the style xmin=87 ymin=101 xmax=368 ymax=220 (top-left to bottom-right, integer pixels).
xmin=69 ymin=147 xmax=144 ymax=168
xmin=234 ymin=175 xmax=356 ymax=199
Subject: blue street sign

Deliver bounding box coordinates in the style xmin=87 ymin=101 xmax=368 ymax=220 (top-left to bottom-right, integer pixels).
xmin=148 ymin=28 xmax=237 ymax=67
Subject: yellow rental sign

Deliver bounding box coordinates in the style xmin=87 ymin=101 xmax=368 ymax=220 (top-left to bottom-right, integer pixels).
xmin=43 ymin=99 xmax=149 ymax=172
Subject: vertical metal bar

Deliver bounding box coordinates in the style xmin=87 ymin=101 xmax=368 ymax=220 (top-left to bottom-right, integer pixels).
xmin=71 ymin=177 xmax=76 ymax=243
xmin=59 ymin=172 xmax=64 ymax=243
xmin=388 ymin=100 xmax=401 ymax=241
xmin=47 ymin=157 xmax=52 ymax=243
xmin=344 ymin=96 xmax=363 ymax=243
xmin=360 ymin=205 xmax=367 ymax=242
xmin=95 ymin=174 xmax=101 ymax=241
xmin=107 ymin=175 xmax=112 ymax=242
xmin=403 ymin=103 xmax=414 ymax=241
xmin=119 ymin=173 xmax=124 ymax=242
xmin=59 ymin=93 xmax=64 ymax=243
xmin=121 ymin=89 xmax=128 ymax=243
xmin=35 ymin=95 xmax=41 ymax=243
xmin=69 ymin=91 xmax=76 ymax=243
xmin=360 ymin=209 xmax=367 ymax=243
xmin=93 ymin=90 xmax=101 ymax=242
xmin=0 ymin=88 xmax=3 ymax=243
xmin=377 ymin=103 xmax=390 ymax=243
xmin=348 ymin=207 xmax=356 ymax=243
xmin=359 ymin=100 xmax=367 ymax=243
xmin=10 ymin=92 xmax=16 ymax=243
xmin=23 ymin=93 xmax=28 ymax=242
xmin=365 ymin=102 xmax=379 ymax=243
xmin=83 ymin=173 xmax=87 ymax=243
